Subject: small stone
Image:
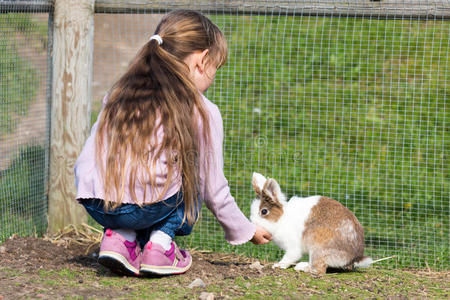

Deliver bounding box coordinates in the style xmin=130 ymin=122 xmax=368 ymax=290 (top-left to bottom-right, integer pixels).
xmin=199 ymin=292 xmax=214 ymax=300
xmin=0 ymin=246 xmax=6 ymax=254
xmin=188 ymin=278 xmax=206 ymax=289
xmin=249 ymin=261 xmax=264 ymax=271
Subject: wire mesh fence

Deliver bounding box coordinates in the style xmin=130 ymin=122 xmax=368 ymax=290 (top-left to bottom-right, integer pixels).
xmin=1 ymin=0 xmax=448 ymax=270
xmin=0 ymin=7 xmax=49 ymax=241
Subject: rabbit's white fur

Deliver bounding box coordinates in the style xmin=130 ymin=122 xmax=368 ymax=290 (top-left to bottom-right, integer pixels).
xmin=251 ymin=195 xmax=320 ymax=256
xmin=250 ymin=172 xmax=371 ymax=274
xmin=251 ymin=195 xmax=321 ymax=269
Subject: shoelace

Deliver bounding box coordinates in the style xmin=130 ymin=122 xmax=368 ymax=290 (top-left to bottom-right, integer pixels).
xmin=124 ymin=240 xmax=138 ymax=261
xmin=172 ymin=242 xmax=187 ymax=260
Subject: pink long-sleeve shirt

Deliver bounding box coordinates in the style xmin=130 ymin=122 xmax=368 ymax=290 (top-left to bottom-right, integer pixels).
xmin=74 ymin=94 xmax=256 ymax=245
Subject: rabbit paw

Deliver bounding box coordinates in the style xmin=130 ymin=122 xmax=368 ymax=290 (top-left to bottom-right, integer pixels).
xmin=294 ymin=262 xmax=310 ymax=272
xmin=272 ymin=262 xmax=291 ymax=269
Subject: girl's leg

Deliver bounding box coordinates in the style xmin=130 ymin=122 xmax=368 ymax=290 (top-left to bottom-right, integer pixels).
xmin=80 ymin=198 xmax=141 ymax=233
xmin=134 ymin=192 xmax=186 ymax=248
xmin=80 ymin=196 xmax=182 ymax=243
xmin=147 ymin=207 xmax=189 ymax=251
xmin=79 ymin=194 xmax=199 ymax=276
xmin=139 ymin=195 xmax=201 ymax=276
xmin=149 ymin=230 xmax=172 ymax=250
xmin=150 ymin=195 xmax=201 ymax=244
xmin=113 ymin=229 xmax=136 ymax=242
xmin=80 ymin=198 xmax=180 ymax=276
xmin=79 ymin=199 xmax=143 ymax=276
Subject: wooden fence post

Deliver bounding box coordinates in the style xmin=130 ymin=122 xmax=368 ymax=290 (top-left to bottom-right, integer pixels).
xmin=48 ymin=0 xmax=95 ymax=233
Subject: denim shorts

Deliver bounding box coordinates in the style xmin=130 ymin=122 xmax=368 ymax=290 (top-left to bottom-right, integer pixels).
xmin=79 ymin=191 xmax=200 ymax=248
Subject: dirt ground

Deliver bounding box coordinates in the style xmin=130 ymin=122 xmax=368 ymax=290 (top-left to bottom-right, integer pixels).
xmin=0 ymin=232 xmax=449 ymax=300
xmin=0 ymin=233 xmax=278 ymax=299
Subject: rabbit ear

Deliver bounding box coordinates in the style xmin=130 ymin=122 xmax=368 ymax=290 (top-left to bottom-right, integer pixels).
xmin=252 ymin=172 xmax=267 ymax=195
xmin=262 ymin=178 xmax=282 ymax=205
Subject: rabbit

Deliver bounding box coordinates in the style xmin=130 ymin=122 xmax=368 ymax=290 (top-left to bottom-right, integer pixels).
xmin=250 ymin=172 xmax=373 ymax=275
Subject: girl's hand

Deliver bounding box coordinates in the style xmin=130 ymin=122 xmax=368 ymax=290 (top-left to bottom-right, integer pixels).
xmin=250 ymin=225 xmax=272 ymax=245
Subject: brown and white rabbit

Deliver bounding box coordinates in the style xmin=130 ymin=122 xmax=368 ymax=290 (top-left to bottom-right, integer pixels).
xmin=250 ymin=172 xmax=372 ymax=275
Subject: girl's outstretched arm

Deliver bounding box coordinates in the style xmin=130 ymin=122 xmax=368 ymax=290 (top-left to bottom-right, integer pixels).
xmin=199 ymin=96 xmax=257 ymax=245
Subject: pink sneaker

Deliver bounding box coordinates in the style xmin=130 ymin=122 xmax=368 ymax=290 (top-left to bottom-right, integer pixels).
xmin=140 ymin=241 xmax=192 ymax=275
xmin=98 ymin=229 xmax=141 ymax=276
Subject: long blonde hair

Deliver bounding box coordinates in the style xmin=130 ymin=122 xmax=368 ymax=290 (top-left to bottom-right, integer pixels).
xmin=95 ymin=10 xmax=227 ymax=225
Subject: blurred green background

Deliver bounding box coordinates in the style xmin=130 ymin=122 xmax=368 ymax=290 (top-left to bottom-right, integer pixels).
xmin=179 ymin=15 xmax=449 ymax=270
xmin=0 ymin=14 xmax=47 ymax=241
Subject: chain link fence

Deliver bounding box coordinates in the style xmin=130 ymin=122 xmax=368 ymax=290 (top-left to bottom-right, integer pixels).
xmin=1 ymin=0 xmax=448 ymax=270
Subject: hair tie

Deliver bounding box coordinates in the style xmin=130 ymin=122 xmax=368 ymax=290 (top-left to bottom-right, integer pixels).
xmin=149 ymin=34 xmax=163 ymax=45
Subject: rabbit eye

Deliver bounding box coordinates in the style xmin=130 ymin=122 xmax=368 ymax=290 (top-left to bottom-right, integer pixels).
xmin=261 ymin=208 xmax=269 ymax=216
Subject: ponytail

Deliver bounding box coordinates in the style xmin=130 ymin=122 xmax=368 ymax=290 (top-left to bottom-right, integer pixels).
xmin=96 ymin=10 xmax=227 ymax=225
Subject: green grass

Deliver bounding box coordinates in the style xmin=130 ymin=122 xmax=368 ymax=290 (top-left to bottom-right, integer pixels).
xmin=87 ymin=15 xmax=448 ymax=270
xmin=0 ymin=14 xmax=45 ymax=135
xmin=1 ymin=265 xmax=447 ymax=299
xmin=0 ymin=145 xmax=47 ymax=241
xmin=0 ymin=14 xmax=48 ymax=242
xmin=182 ymin=15 xmax=449 ymax=270
xmin=0 ymin=39 xmax=38 ymax=133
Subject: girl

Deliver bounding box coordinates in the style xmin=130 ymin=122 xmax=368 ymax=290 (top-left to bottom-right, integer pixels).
xmin=74 ymin=10 xmax=271 ymax=276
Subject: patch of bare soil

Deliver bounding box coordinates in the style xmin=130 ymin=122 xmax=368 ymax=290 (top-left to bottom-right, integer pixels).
xmin=0 ymin=228 xmax=449 ymax=300
xmin=0 ymin=228 xmax=277 ymax=299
